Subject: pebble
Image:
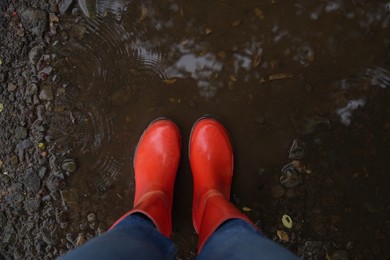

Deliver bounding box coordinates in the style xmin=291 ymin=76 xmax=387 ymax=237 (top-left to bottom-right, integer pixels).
xmin=10 ymin=155 xmax=18 ymax=166
xmin=59 ymin=0 xmax=75 ymax=15
xmin=15 ymin=126 xmax=28 ymax=139
xmin=23 ymin=168 xmax=41 ymax=194
xmin=26 ymin=83 xmax=38 ymax=96
xmin=20 ymin=8 xmax=49 ymax=37
xmin=61 ymin=159 xmax=77 ymax=173
xmin=29 ymin=46 xmax=43 ymax=65
xmin=24 ymin=198 xmax=41 ymax=215
xmin=39 ymin=85 xmax=54 ymax=101
xmin=46 ymin=175 xmax=61 ymax=192
xmin=38 ymin=167 xmax=47 ymax=179
xmin=7 ymin=83 xmax=17 ymax=92
xmin=280 ymin=163 xmax=303 ymax=188
xmin=87 ymin=213 xmax=96 ymax=222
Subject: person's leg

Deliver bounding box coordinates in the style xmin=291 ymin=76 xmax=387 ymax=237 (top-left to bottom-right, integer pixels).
xmin=197 ymin=219 xmax=298 ymax=260
xmin=62 ymin=213 xmax=176 ymax=260
xmin=190 ymin=117 xmax=298 ymax=259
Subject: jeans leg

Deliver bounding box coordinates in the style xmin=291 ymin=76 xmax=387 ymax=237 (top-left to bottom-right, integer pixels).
xmin=197 ymin=219 xmax=299 ymax=260
xmin=61 ymin=213 xmax=177 ymax=260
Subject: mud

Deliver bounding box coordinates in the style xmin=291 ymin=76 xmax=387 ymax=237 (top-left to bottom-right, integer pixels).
xmin=1 ymin=0 xmax=390 ymax=259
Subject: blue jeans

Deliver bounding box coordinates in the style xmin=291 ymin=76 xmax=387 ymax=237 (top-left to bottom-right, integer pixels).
xmin=62 ymin=214 xmax=298 ymax=259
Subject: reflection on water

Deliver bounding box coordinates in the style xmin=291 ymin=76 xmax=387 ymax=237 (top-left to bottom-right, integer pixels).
xmin=47 ymin=0 xmax=390 ymax=258
xmin=337 ymin=99 xmax=366 ymax=126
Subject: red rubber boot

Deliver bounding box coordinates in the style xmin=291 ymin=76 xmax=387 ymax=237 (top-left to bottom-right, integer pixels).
xmin=110 ymin=118 xmax=181 ymax=237
xmin=190 ymin=117 xmax=255 ymax=252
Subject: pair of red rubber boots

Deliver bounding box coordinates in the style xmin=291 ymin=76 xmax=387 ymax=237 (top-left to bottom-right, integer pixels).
xmin=111 ymin=117 xmax=252 ymax=252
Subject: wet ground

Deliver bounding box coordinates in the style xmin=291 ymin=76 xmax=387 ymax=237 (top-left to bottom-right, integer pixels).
xmin=1 ymin=0 xmax=390 ymax=259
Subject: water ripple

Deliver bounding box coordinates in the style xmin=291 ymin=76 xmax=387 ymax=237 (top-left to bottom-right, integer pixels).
xmin=48 ymin=13 xmax=167 ymax=192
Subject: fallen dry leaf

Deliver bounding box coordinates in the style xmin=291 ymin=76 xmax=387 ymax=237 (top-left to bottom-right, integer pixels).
xmin=217 ymin=51 xmax=226 ymax=59
xmin=254 ymin=8 xmax=264 ymax=19
xmin=163 ymin=79 xmax=177 ymax=85
xmin=205 ymin=27 xmax=213 ymax=35
xmin=276 ymin=230 xmax=290 ymax=242
xmin=252 ymin=50 xmax=262 ymax=67
xmin=268 ymin=73 xmax=293 ymax=81
xmin=139 ymin=7 xmax=148 ymax=21
xmin=231 ymin=19 xmax=242 ymax=27
xmin=230 ymin=75 xmax=237 ymax=82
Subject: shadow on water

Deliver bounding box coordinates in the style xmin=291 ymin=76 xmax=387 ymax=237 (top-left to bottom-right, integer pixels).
xmin=46 ymin=0 xmax=390 ymax=258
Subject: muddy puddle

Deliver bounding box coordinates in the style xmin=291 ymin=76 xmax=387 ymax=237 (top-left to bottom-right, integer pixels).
xmin=1 ymin=0 xmax=390 ymax=258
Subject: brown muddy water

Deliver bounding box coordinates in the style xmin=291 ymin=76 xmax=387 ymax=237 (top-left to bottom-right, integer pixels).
xmin=43 ymin=0 xmax=390 ymax=258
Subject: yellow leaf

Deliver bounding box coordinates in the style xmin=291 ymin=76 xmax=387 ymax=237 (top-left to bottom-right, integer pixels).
xmin=230 ymin=75 xmax=237 ymax=82
xmin=163 ymin=78 xmax=177 ymax=85
xmin=242 ymin=206 xmax=252 ymax=212
xmin=38 ymin=143 xmax=46 ymax=150
xmin=282 ymin=214 xmax=293 ymax=229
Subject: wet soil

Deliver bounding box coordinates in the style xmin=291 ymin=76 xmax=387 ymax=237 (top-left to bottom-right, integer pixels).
xmin=1 ymin=0 xmax=390 ymax=259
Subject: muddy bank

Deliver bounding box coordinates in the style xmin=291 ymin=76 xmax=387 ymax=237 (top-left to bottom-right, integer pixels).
xmin=1 ymin=0 xmax=390 ymax=259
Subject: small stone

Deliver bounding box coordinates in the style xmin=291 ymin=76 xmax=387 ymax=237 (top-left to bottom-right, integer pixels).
xmin=23 ymin=168 xmax=41 ymax=194
xmin=59 ymin=0 xmax=75 ymax=14
xmin=20 ymin=8 xmax=49 ymax=37
xmin=46 ymin=175 xmax=62 ymax=192
xmin=288 ymin=139 xmax=305 ymax=160
xmin=38 ymin=167 xmax=47 ymax=179
xmin=280 ymin=163 xmax=303 ymax=188
xmin=49 ymin=13 xmax=59 ymax=23
xmin=24 ymin=198 xmax=41 ymax=215
xmin=276 ymin=230 xmax=290 ymax=242
xmin=61 ymin=159 xmax=77 ymax=173
xmin=10 ymin=155 xmax=18 ymax=166
xmin=39 ymin=85 xmax=53 ymax=101
xmin=26 ymin=83 xmax=38 ymax=96
xmin=87 ymin=213 xmax=96 ymax=222
xmin=29 ymin=46 xmax=43 ymax=65
xmin=15 ymin=127 xmax=28 ymax=139
xmin=7 ymin=83 xmax=17 ymax=92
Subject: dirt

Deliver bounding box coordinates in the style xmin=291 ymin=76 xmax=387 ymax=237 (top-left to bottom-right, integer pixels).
xmin=1 ymin=0 xmax=390 ymax=259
